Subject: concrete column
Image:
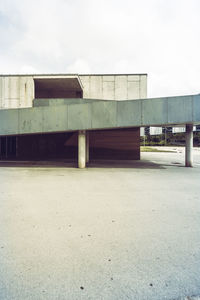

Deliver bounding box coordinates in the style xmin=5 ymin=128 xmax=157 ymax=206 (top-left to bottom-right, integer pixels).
xmin=78 ymin=130 xmax=86 ymax=169
xmin=86 ymin=131 xmax=89 ymax=163
xmin=185 ymin=124 xmax=193 ymax=167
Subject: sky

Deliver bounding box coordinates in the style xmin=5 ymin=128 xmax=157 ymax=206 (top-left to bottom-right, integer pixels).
xmin=0 ymin=0 xmax=199 ymax=97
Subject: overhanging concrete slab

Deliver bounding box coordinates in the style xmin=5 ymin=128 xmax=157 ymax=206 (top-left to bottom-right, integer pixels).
xmin=0 ymin=94 xmax=200 ymax=136
xmin=34 ymin=75 xmax=83 ymax=99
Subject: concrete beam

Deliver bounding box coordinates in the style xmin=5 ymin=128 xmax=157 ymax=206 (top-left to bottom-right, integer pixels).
xmin=78 ymin=130 xmax=86 ymax=169
xmin=185 ymin=124 xmax=193 ymax=167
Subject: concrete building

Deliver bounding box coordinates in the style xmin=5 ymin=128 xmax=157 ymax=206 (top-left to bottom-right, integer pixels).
xmin=0 ymin=73 xmax=199 ymax=168
xmin=0 ymin=74 xmax=147 ymax=108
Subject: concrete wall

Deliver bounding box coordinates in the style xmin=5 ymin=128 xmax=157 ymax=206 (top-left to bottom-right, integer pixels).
xmin=0 ymin=74 xmax=147 ymax=109
xmin=35 ymin=90 xmax=81 ymax=99
xmin=0 ymin=76 xmax=34 ymax=109
xmin=89 ymin=128 xmax=140 ymax=160
xmin=16 ymin=128 xmax=139 ymax=161
xmin=17 ymin=132 xmax=78 ymax=160
xmin=79 ymin=74 xmax=147 ymax=100
xmin=0 ymin=136 xmax=17 ymax=159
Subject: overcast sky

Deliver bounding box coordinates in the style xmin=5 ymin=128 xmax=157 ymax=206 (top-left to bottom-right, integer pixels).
xmin=0 ymin=0 xmax=199 ymax=97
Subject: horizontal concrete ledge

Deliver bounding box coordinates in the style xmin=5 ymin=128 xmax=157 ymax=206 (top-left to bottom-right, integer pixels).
xmin=32 ymin=98 xmax=107 ymax=107
xmin=0 ymin=94 xmax=200 ymax=136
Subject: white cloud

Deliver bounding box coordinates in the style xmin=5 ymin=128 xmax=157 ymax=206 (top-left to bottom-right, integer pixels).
xmin=0 ymin=0 xmax=200 ymax=97
xmin=19 ymin=65 xmax=40 ymax=74
xmin=67 ymin=58 xmax=91 ymax=73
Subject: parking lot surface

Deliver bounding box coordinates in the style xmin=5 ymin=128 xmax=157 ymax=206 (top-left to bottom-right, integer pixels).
xmin=0 ymin=148 xmax=200 ymax=300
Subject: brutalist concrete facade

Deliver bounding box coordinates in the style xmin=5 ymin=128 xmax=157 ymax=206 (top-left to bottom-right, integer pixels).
xmin=0 ymin=74 xmax=147 ymax=163
xmin=0 ymin=74 xmax=147 ymax=108
xmin=0 ymin=74 xmax=199 ymax=167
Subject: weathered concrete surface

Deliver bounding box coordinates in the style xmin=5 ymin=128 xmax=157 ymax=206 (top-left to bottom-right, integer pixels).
xmin=79 ymin=74 xmax=147 ymax=100
xmin=32 ymin=98 xmax=106 ymax=107
xmin=0 ymin=149 xmax=200 ymax=300
xmin=0 ymin=95 xmax=200 ymax=136
xmin=78 ymin=130 xmax=86 ymax=168
xmin=185 ymin=125 xmax=193 ymax=167
xmin=174 ymin=296 xmax=200 ymax=300
xmin=0 ymin=76 xmax=34 ymax=108
xmin=0 ymin=74 xmax=147 ymax=109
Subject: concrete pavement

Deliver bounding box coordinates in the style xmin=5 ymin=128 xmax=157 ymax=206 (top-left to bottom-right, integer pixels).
xmin=0 ymin=149 xmax=200 ymax=300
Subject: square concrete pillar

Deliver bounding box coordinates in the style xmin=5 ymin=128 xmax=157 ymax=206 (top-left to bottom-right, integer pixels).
xmin=185 ymin=124 xmax=193 ymax=167
xmin=78 ymin=130 xmax=86 ymax=168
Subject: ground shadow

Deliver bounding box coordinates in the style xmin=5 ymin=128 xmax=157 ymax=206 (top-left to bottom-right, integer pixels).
xmin=0 ymin=159 xmax=77 ymax=168
xmin=0 ymin=159 xmax=165 ymax=169
xmin=88 ymin=159 xmax=165 ymax=169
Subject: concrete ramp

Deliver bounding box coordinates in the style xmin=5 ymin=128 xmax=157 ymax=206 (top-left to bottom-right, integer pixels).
xmin=0 ymin=94 xmax=200 ymax=136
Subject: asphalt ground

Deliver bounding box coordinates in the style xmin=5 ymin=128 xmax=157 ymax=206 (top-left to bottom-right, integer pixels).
xmin=0 ymin=147 xmax=200 ymax=300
